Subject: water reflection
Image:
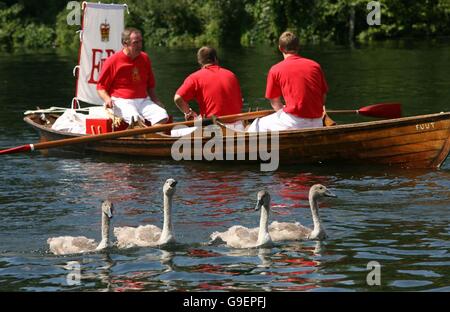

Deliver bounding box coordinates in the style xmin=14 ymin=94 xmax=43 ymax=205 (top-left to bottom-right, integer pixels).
xmin=1 ymin=44 xmax=450 ymax=292
xmin=97 ymin=253 xmax=114 ymax=292
xmin=273 ymin=172 xmax=330 ymax=204
xmin=59 ymin=161 xmax=161 ymax=204
xmin=224 ymin=247 xmax=273 ymax=269
xmin=257 ymin=248 xmax=273 ymax=268
xmin=57 ymin=252 xmax=115 ymax=291
xmin=269 ymin=243 xmax=325 ymax=291
xmin=110 ymin=249 xmax=178 ymax=292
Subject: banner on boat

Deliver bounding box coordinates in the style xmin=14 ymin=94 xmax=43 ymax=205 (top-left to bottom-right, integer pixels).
xmin=75 ymin=3 xmax=126 ymax=105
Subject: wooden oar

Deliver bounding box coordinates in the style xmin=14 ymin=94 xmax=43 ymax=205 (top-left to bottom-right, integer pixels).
xmin=324 ymin=102 xmax=401 ymax=126
xmin=0 ymin=102 xmax=401 ymax=155
xmin=328 ymin=102 xmax=402 ymax=119
xmin=0 ymin=110 xmax=271 ymax=155
xmin=247 ymin=101 xmax=401 ymax=119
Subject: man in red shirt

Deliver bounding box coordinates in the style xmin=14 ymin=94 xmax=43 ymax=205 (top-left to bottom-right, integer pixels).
xmin=247 ymin=31 xmax=328 ymax=132
xmin=173 ymin=46 xmax=244 ymax=133
xmin=97 ymin=28 xmax=168 ymax=126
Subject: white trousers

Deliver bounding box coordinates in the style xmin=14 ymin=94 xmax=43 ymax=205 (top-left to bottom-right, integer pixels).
xmin=170 ymin=120 xmax=245 ymax=137
xmin=246 ymin=110 xmax=323 ymax=132
xmin=111 ymin=97 xmax=169 ymax=125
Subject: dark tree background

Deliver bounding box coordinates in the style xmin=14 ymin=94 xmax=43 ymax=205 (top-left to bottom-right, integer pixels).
xmin=1 ymin=0 xmax=449 ymax=51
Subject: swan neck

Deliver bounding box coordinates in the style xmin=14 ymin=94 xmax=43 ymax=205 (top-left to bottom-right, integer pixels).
xmin=101 ymin=212 xmax=110 ymax=244
xmin=309 ymin=194 xmax=322 ymax=232
xmin=257 ymin=204 xmax=270 ymax=244
xmin=161 ymin=192 xmax=173 ymax=238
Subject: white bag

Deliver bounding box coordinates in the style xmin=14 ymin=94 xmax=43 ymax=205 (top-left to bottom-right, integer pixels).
xmin=51 ymin=109 xmax=87 ymax=134
xmin=88 ymin=106 xmax=111 ymax=118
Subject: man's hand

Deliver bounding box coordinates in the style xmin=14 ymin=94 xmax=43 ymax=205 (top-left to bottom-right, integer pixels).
xmin=184 ymin=108 xmax=198 ymax=121
xmin=98 ymin=89 xmax=113 ymax=108
xmin=104 ymin=97 xmax=114 ymax=109
xmin=269 ymin=97 xmax=284 ymax=111
xmin=174 ymin=93 xmax=198 ymax=120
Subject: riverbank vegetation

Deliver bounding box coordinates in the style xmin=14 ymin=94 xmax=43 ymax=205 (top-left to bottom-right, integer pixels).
xmin=1 ymin=0 xmax=449 ymax=51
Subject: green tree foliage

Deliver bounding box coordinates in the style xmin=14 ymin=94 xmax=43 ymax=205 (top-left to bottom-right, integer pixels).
xmin=54 ymin=5 xmax=79 ymax=51
xmin=0 ymin=3 xmax=23 ymax=50
xmin=204 ymin=0 xmax=249 ymax=46
xmin=2 ymin=0 xmax=65 ymax=24
xmin=125 ymin=0 xmax=203 ymax=47
xmin=1 ymin=0 xmax=449 ymax=51
xmin=0 ymin=2 xmax=55 ymax=50
xmin=358 ymin=0 xmax=450 ymax=41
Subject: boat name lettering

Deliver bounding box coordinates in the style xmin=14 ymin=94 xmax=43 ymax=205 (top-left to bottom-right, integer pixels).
xmin=415 ymin=122 xmax=435 ymax=131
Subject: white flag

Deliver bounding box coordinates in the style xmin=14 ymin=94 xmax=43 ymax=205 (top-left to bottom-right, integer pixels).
xmin=76 ymin=3 xmax=126 ymax=105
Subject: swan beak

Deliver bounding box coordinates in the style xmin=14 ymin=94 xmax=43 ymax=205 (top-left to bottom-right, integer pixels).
xmin=102 ymin=201 xmax=114 ymax=218
xmin=324 ymin=189 xmax=337 ymax=198
xmin=107 ymin=206 xmax=114 ymax=219
xmin=255 ymin=199 xmax=263 ymax=211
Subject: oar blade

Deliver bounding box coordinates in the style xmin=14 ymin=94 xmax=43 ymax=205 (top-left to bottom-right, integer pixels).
xmin=0 ymin=144 xmax=32 ymax=155
xmin=358 ymin=102 xmax=402 ymax=119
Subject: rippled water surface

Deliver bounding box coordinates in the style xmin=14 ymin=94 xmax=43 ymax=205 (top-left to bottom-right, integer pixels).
xmin=0 ymin=42 xmax=449 ymax=291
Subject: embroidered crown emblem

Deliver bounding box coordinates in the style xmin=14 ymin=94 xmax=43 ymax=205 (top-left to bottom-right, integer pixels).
xmin=100 ymin=19 xmax=110 ymax=42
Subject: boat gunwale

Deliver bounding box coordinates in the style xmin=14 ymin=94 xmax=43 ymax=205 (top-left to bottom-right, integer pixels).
xmin=24 ymin=111 xmax=450 ymax=142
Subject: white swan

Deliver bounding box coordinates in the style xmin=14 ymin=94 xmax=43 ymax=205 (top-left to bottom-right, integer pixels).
xmin=209 ymin=190 xmax=272 ymax=248
xmin=269 ymin=184 xmax=336 ymax=241
xmin=47 ymin=200 xmax=114 ymax=255
xmin=114 ymin=178 xmax=177 ymax=248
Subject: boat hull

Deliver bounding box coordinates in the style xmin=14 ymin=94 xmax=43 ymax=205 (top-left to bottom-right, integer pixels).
xmin=24 ymin=112 xmax=450 ymax=168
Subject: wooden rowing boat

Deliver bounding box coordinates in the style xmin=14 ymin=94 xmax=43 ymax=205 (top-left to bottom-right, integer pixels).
xmin=23 ymin=111 xmax=450 ymax=169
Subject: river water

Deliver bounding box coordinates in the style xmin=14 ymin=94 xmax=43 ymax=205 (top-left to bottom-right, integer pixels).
xmin=0 ymin=40 xmax=449 ymax=292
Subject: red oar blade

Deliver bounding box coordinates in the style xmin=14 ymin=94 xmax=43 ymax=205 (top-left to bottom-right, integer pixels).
xmin=358 ymin=102 xmax=402 ymax=119
xmin=0 ymin=144 xmax=33 ymax=155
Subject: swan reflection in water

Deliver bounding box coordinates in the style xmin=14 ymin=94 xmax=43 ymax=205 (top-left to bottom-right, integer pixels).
xmin=62 ymin=252 xmax=114 ymax=291
xmin=110 ymin=249 xmax=177 ymax=292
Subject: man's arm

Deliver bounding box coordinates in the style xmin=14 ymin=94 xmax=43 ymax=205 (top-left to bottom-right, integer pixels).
xmin=97 ymin=89 xmax=113 ymax=108
xmin=174 ymin=94 xmax=198 ymax=120
xmin=148 ymin=88 xmax=165 ymax=108
xmin=269 ymin=97 xmax=284 ymax=111
xmin=323 ymin=94 xmax=327 ymax=113
xmin=322 ymin=93 xmax=336 ymax=126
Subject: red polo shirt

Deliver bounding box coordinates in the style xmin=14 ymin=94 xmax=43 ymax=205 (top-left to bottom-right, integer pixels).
xmin=266 ymin=54 xmax=328 ymax=118
xmin=97 ymin=50 xmax=155 ymax=99
xmin=176 ymin=65 xmax=243 ymax=117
